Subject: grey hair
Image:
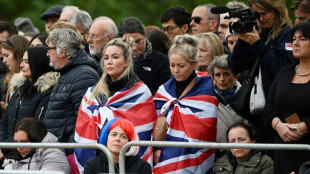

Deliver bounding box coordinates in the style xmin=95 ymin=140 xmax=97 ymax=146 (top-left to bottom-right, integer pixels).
xmin=46 ymin=28 xmax=82 ymax=58
xmin=93 ymin=16 xmax=118 ymax=37
xmin=226 ymin=1 xmax=249 ymax=9
xmin=208 ymin=54 xmax=232 ymax=76
xmin=62 ymin=6 xmax=80 ymax=13
xmin=199 ymin=4 xmax=220 ymax=30
xmin=69 ymin=10 xmax=92 ymax=31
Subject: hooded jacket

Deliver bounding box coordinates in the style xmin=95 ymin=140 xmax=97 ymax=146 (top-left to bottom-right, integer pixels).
xmin=43 ymin=49 xmax=100 ymax=146
xmin=0 ymin=72 xmax=59 ymax=143
xmin=213 ymin=151 xmax=274 ymax=174
xmin=3 ymin=132 xmax=71 ymax=174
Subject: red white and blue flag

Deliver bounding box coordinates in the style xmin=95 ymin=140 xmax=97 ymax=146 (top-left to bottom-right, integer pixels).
xmin=74 ymin=81 xmax=156 ymax=173
xmin=153 ymin=76 xmax=218 ymax=174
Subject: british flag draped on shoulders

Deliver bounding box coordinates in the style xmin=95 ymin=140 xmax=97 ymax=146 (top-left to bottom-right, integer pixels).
xmin=153 ymin=75 xmax=218 ymax=174
xmin=74 ymin=80 xmax=156 ymax=173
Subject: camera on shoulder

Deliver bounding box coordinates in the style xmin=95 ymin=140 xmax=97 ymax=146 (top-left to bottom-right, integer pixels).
xmin=211 ymin=6 xmax=260 ymax=34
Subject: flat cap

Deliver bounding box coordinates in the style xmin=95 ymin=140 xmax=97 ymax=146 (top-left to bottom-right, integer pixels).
xmin=40 ymin=5 xmax=64 ymax=20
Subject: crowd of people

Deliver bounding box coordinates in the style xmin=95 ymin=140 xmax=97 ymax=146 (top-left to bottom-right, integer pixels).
xmin=0 ymin=0 xmax=309 ymax=173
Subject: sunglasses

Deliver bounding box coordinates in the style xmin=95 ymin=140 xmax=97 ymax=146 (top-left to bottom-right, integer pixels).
xmin=191 ymin=16 xmax=211 ymax=24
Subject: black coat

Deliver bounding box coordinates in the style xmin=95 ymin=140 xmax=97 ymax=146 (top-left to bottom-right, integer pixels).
xmin=84 ymin=152 xmax=152 ymax=174
xmin=134 ymin=49 xmax=171 ymax=95
xmin=0 ymin=72 xmax=58 ymax=142
xmin=43 ymin=49 xmax=100 ymax=145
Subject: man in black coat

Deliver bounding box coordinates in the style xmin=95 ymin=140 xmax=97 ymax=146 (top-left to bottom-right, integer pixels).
xmin=44 ymin=28 xmax=100 ymax=154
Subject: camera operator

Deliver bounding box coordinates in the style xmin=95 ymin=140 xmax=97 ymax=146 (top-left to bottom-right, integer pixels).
xmin=227 ymin=0 xmax=295 ymax=145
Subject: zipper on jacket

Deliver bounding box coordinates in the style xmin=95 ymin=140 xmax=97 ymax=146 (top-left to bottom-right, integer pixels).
xmin=38 ymin=107 xmax=44 ymax=122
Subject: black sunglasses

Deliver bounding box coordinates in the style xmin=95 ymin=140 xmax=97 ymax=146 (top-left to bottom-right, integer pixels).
xmin=191 ymin=16 xmax=202 ymax=24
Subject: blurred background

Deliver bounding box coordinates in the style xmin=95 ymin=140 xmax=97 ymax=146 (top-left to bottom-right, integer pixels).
xmin=0 ymin=0 xmax=295 ymax=32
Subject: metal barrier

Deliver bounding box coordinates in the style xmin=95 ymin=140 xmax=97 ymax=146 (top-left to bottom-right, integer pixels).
xmin=0 ymin=143 xmax=115 ymax=173
xmin=119 ymin=141 xmax=310 ymax=174
xmin=0 ymin=171 xmax=64 ymax=174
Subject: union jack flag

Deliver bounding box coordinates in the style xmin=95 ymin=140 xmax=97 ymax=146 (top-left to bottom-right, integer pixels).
xmin=74 ymin=81 xmax=156 ymax=173
xmin=153 ymin=76 xmax=218 ymax=174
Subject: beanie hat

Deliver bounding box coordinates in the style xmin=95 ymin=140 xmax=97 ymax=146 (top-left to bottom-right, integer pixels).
xmin=99 ymin=117 xmax=139 ymax=156
xmin=117 ymin=17 xmax=145 ymax=37
xmin=40 ymin=5 xmax=64 ymax=20
xmin=225 ymin=28 xmax=238 ymax=42
xmin=14 ymin=17 xmax=39 ymax=34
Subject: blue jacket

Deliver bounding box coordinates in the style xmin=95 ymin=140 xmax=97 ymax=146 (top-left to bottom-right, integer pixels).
xmin=227 ymin=26 xmax=295 ymax=97
xmin=43 ymin=49 xmax=99 ymax=146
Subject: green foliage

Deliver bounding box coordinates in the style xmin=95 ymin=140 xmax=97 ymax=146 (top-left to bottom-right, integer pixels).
xmin=0 ymin=0 xmax=295 ymax=32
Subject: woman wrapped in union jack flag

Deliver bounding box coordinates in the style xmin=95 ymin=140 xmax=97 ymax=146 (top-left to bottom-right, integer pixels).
xmin=153 ymin=34 xmax=218 ymax=174
xmin=73 ymin=36 xmax=157 ymax=173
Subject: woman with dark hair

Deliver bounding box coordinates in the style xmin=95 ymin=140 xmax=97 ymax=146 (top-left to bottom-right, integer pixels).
xmin=227 ymin=0 xmax=295 ymax=144
xmin=145 ymin=26 xmax=172 ymax=56
xmin=29 ymin=33 xmax=48 ymax=47
xmin=1 ymin=34 xmax=28 ymax=111
xmin=264 ymin=19 xmax=310 ymax=174
xmin=2 ymin=117 xmax=70 ymax=173
xmin=0 ymin=46 xmax=58 ymax=144
xmin=213 ymin=123 xmax=274 ymax=174
xmin=84 ymin=117 xmax=151 ymax=174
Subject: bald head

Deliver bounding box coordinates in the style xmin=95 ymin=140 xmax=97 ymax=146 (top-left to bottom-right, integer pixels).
xmin=87 ymin=19 xmax=118 ymax=58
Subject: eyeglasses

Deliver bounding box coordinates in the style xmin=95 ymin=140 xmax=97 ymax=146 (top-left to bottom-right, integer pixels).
xmin=134 ymin=38 xmax=145 ymax=46
xmin=162 ymin=26 xmax=178 ymax=34
xmin=191 ymin=16 xmax=210 ymax=24
xmin=85 ymin=34 xmax=104 ymax=40
xmin=46 ymin=46 xmax=56 ymax=53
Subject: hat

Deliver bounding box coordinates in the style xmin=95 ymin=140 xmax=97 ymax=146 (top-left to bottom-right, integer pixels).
xmin=117 ymin=17 xmax=145 ymax=37
xmin=40 ymin=5 xmax=64 ymax=20
xmin=14 ymin=17 xmax=39 ymax=34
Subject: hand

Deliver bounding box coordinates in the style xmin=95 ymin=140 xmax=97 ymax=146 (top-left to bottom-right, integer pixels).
xmin=0 ymin=150 xmax=4 ymax=161
xmin=276 ymin=122 xmax=300 ymax=142
xmin=154 ymin=150 xmax=161 ymax=164
xmin=238 ymin=27 xmax=260 ymax=45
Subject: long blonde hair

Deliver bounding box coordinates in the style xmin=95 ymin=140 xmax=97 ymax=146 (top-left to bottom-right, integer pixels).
xmin=88 ymin=36 xmax=134 ymax=104
xmin=248 ymin=0 xmax=292 ymax=39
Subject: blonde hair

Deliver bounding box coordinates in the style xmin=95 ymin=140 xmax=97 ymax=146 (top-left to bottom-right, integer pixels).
xmin=195 ymin=32 xmax=224 ymax=58
xmin=88 ymin=36 xmax=134 ymax=104
xmin=169 ymin=34 xmax=198 ymax=63
xmin=248 ymin=0 xmax=292 ymax=39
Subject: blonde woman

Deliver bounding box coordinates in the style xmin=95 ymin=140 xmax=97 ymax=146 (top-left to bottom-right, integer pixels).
xmin=195 ymin=32 xmax=224 ymax=72
xmin=74 ymin=36 xmax=156 ymax=173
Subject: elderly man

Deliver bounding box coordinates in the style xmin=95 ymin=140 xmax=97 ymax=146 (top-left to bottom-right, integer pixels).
xmin=87 ymin=16 xmax=117 ymax=65
xmin=118 ymin=17 xmax=171 ymax=95
xmin=291 ymin=0 xmax=310 ymax=24
xmin=44 ymin=28 xmax=99 ymax=155
xmin=161 ymin=6 xmax=191 ymax=39
xmin=190 ymin=4 xmax=220 ymax=34
xmin=59 ymin=5 xmax=80 ymax=22
xmin=40 ymin=5 xmax=64 ymax=32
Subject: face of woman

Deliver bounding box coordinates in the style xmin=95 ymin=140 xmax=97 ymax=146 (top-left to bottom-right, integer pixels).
xmin=20 ymin=51 xmax=31 ymax=81
xmin=228 ymin=127 xmax=255 ymax=163
xmin=30 ymin=38 xmax=44 ymax=47
xmin=227 ymin=35 xmax=238 ymax=52
xmin=107 ymin=126 xmax=129 ymax=155
xmin=196 ymin=41 xmax=213 ymax=70
xmin=103 ymin=45 xmax=129 ymax=81
xmin=251 ymin=4 xmax=276 ymax=29
xmin=293 ymin=31 xmax=310 ymax=60
xmin=213 ymin=67 xmax=238 ymax=92
xmin=14 ymin=130 xmax=32 ymax=158
xmin=124 ymin=32 xmax=146 ymax=56
xmin=2 ymin=48 xmax=15 ymax=72
xmin=169 ymin=54 xmax=197 ymax=82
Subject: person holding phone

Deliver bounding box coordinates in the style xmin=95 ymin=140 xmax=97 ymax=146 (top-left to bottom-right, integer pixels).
xmin=264 ymin=20 xmax=310 ymax=174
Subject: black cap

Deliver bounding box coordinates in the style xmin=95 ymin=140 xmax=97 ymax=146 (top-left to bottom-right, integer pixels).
xmin=40 ymin=5 xmax=64 ymax=20
xmin=118 ymin=17 xmax=145 ymax=37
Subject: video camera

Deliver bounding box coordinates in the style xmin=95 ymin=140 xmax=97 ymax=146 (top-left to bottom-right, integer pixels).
xmin=211 ymin=6 xmax=260 ymax=34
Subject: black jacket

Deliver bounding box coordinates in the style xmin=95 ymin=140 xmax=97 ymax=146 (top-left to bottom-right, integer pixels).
xmin=43 ymin=49 xmax=100 ymax=145
xmin=84 ymin=152 xmax=152 ymax=174
xmin=134 ymin=49 xmax=171 ymax=95
xmin=0 ymin=72 xmax=59 ymax=142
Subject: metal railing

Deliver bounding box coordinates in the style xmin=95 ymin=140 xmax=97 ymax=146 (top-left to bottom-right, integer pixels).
xmin=119 ymin=141 xmax=310 ymax=174
xmin=0 ymin=143 xmax=115 ymax=173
